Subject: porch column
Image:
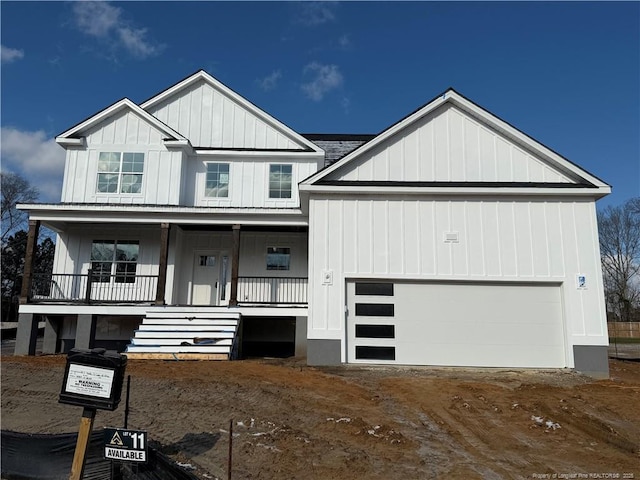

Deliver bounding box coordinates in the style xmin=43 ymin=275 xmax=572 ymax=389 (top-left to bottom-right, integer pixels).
xmin=14 ymin=313 xmax=39 ymax=355
xmin=43 ymin=316 xmax=62 ymax=354
xmin=75 ymin=314 xmax=97 ymax=350
xmin=155 ymin=222 xmax=171 ymax=306
xmin=229 ymin=224 xmax=241 ymax=306
xmin=19 ymin=219 xmax=40 ymax=304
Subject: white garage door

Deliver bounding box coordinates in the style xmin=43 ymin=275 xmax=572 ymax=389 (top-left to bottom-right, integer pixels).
xmin=346 ymin=281 xmax=566 ymax=368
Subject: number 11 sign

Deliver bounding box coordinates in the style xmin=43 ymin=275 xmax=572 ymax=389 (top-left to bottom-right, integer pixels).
xmin=103 ymin=428 xmax=148 ymax=463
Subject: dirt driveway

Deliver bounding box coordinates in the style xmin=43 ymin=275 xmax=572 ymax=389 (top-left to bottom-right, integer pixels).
xmin=2 ymin=355 xmax=639 ymax=479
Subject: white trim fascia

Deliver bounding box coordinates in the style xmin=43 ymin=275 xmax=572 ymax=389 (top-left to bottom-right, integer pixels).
xmin=18 ymin=303 xmax=308 ymax=317
xmin=17 ymin=203 xmax=306 ymax=214
xmin=163 ymin=138 xmax=193 ymax=152
xmin=18 ymin=304 xmax=152 ymax=315
xmin=56 ymin=138 xmax=85 ymax=147
xmin=17 ymin=204 xmax=308 ymax=226
xmin=25 ymin=213 xmax=309 ymax=227
xmin=56 ymin=98 xmax=187 ymax=142
xmin=194 ymin=149 xmax=324 ymax=159
xmin=300 ymin=184 xmax=611 ymax=199
xmin=141 ymin=70 xmax=324 ymax=154
xmin=301 ymin=90 xmax=609 ymax=192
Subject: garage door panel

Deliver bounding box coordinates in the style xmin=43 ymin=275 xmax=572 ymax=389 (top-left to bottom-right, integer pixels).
xmin=395 ymin=323 xmax=563 ymax=350
xmin=394 ymin=343 xmax=564 ymax=368
xmin=347 ymin=280 xmax=566 ymax=368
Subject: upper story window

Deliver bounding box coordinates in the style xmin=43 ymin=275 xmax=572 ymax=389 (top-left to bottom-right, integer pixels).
xmin=91 ymin=240 xmax=139 ymax=283
xmin=269 ymin=164 xmax=292 ymax=199
xmin=97 ymin=152 xmax=144 ymax=194
xmin=205 ymin=163 xmax=229 ymax=198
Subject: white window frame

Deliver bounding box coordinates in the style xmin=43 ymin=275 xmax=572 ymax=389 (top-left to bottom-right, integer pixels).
xmin=205 ymin=162 xmax=230 ymax=198
xmin=96 ymin=152 xmax=145 ymax=195
xmin=268 ymin=164 xmax=293 ymax=199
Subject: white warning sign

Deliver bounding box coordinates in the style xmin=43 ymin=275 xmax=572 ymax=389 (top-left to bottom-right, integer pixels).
xmin=64 ymin=364 xmax=114 ymax=399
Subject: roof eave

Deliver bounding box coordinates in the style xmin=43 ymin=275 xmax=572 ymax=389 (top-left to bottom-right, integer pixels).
xmin=300 ymin=184 xmax=611 ymax=199
xmin=55 ymin=137 xmax=85 ymax=147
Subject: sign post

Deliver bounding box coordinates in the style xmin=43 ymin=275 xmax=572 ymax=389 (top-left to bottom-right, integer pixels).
xmin=59 ymin=348 xmax=127 ymax=480
xmin=69 ymin=407 xmax=96 ymax=480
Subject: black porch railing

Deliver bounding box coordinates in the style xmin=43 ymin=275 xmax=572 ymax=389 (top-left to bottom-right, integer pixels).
xmin=30 ymin=271 xmax=158 ymax=303
xmin=28 ymin=272 xmax=307 ymax=305
xmin=237 ymin=277 xmax=308 ymax=304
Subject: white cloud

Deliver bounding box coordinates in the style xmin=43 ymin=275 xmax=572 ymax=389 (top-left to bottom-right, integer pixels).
xmin=341 ymin=97 xmax=351 ymax=114
xmin=257 ymin=70 xmax=282 ymax=91
xmin=293 ymin=2 xmax=338 ymax=26
xmin=1 ymin=127 xmax=65 ymax=202
xmin=338 ymin=34 xmax=351 ymax=49
xmin=117 ymin=26 xmax=160 ymax=58
xmin=73 ymin=1 xmax=120 ymax=37
xmin=72 ymin=1 xmax=162 ymax=59
xmin=1 ymin=45 xmax=25 ymax=64
xmin=302 ymin=62 xmax=343 ymax=101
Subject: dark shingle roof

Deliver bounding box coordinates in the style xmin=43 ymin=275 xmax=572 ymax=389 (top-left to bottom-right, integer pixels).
xmin=303 ymin=134 xmax=376 ymax=166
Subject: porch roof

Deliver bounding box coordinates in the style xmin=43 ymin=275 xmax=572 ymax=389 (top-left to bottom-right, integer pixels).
xmin=16 ymin=203 xmax=308 ymax=232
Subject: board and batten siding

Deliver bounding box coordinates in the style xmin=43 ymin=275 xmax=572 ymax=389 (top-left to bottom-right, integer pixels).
xmin=185 ymin=156 xmax=319 ymax=208
xmin=307 ymin=197 xmax=607 ymax=366
xmin=174 ymin=231 xmax=308 ymax=304
xmin=53 ymin=226 xmax=161 ymax=277
xmin=326 ymin=104 xmax=575 ymax=184
xmin=146 ymin=79 xmax=305 ymax=150
xmin=61 ymin=109 xmax=185 ymax=205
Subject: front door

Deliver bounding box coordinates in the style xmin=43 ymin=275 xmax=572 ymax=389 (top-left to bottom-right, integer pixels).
xmin=192 ymin=252 xmax=220 ymax=305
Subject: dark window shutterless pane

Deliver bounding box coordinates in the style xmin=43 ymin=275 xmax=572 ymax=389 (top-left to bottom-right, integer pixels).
xmin=355 ymin=283 xmax=394 ymax=296
xmin=266 ymin=247 xmax=290 ymax=270
xmin=355 ymin=303 xmax=394 ymax=317
xmin=355 ymin=324 xmax=395 ymax=338
xmin=355 ymin=346 xmax=395 ymax=361
xmin=115 ymin=263 xmax=136 ymax=283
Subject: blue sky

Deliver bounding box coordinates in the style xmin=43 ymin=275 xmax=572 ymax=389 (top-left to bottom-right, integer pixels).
xmin=1 ymin=1 xmax=638 ymax=207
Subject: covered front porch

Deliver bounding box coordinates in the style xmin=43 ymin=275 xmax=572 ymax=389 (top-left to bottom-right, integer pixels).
xmin=19 ymin=206 xmax=309 ymax=308
xmin=15 ymin=204 xmax=310 ymax=356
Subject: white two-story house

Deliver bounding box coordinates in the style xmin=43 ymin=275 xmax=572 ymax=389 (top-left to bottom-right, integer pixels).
xmin=16 ymin=71 xmax=612 ymax=377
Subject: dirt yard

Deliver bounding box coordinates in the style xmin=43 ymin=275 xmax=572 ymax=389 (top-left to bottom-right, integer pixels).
xmin=2 ymin=354 xmax=639 ymax=480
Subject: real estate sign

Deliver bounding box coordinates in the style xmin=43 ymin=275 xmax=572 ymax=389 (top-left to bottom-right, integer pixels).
xmin=104 ymin=428 xmax=148 ymax=463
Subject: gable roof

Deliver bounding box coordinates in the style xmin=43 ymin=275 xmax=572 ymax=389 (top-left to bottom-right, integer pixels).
xmin=56 ymin=98 xmax=188 ymax=146
xmin=140 ymin=70 xmax=324 ymax=153
xmin=300 ymin=89 xmax=610 ymax=198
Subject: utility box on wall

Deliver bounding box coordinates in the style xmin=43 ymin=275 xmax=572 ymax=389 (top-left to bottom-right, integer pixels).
xmin=59 ymin=348 xmax=127 ymax=411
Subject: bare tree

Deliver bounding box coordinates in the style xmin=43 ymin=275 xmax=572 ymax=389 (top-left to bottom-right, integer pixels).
xmin=1 ymin=171 xmax=39 ymax=243
xmin=598 ymin=197 xmax=640 ymax=322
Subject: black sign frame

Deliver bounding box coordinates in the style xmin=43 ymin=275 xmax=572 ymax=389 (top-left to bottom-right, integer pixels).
xmin=59 ymin=348 xmax=127 ymax=411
